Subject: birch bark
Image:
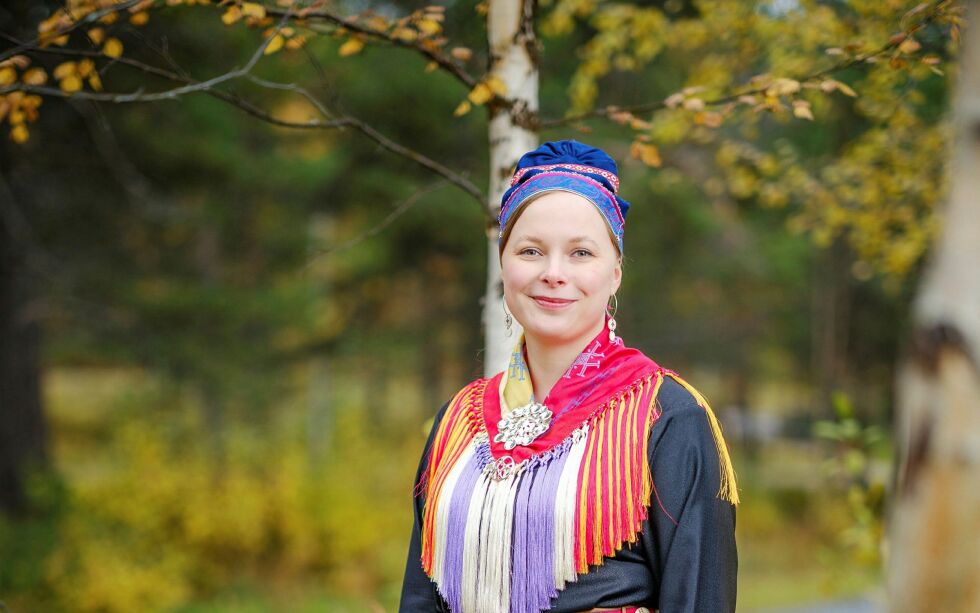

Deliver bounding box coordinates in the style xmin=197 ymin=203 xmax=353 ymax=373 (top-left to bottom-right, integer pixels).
xmin=889 ymin=2 xmax=980 ymax=610
xmin=483 ymin=0 xmax=539 ymax=377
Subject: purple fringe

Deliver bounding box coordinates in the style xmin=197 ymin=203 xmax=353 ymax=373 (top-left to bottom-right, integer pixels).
xmin=441 ymin=451 xmax=484 ymax=612
xmin=509 ymin=444 xmax=571 ymax=613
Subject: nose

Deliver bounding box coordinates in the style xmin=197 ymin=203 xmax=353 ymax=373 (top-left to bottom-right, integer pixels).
xmin=540 ymin=254 xmax=567 ymax=286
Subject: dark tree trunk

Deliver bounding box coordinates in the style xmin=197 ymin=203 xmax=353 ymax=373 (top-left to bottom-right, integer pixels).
xmin=0 ymin=171 xmax=48 ymax=515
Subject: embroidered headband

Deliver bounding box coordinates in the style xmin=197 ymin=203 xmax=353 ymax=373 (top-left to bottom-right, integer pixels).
xmin=498 ymin=140 xmax=632 ymax=253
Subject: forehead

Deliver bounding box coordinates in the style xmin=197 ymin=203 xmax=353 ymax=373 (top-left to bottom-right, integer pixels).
xmin=510 ymin=191 xmax=611 ymax=237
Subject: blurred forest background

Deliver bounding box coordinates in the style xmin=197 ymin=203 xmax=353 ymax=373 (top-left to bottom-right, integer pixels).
xmin=0 ymin=0 xmax=963 ymax=611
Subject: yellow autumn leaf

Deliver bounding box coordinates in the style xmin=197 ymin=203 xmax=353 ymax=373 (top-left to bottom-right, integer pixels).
xmin=263 ymin=34 xmax=284 ymax=55
xmin=103 ymin=38 xmax=124 ymax=58
xmin=664 ymin=92 xmax=684 ymax=108
xmin=694 ymin=111 xmax=724 ymax=128
xmin=792 ymin=100 xmax=814 ymax=120
xmin=484 ymin=75 xmax=507 ymax=96
xmin=3 ymin=55 xmax=30 ymax=69
xmin=898 ymin=37 xmax=921 ymax=54
xmin=820 ymin=79 xmax=857 ymax=97
xmin=393 ymin=27 xmax=418 ymax=42
xmin=451 ymin=47 xmax=472 ymax=61
xmin=77 ymin=59 xmax=95 ymax=77
xmin=467 ymin=82 xmax=492 ymax=105
xmin=766 ymin=78 xmax=800 ymax=97
xmin=59 ymin=75 xmax=83 ymax=93
xmin=682 ymin=97 xmax=705 ymax=111
xmin=837 ymin=81 xmax=857 ymax=97
xmin=424 ymin=61 xmax=438 ymax=73
xmin=366 ymin=16 xmax=388 ymax=31
xmin=130 ymin=12 xmax=150 ymax=26
xmin=11 ymin=124 xmax=29 ymax=144
xmin=630 ymin=141 xmax=662 ymax=168
xmin=416 ymin=18 xmax=441 ymax=37
xmin=87 ymin=27 xmax=105 ymax=44
xmin=53 ymin=62 xmax=77 ymax=80
xmin=453 ymin=100 xmax=471 ymax=117
xmin=285 ymin=35 xmax=307 ymax=50
xmin=222 ymin=6 xmax=243 ymax=25
xmin=89 ymin=73 xmax=103 ymax=91
xmin=241 ymin=2 xmax=266 ymax=19
xmin=0 ymin=67 xmax=15 ymax=87
xmin=22 ymin=68 xmax=48 ymax=86
xmin=338 ymin=38 xmax=365 ymax=57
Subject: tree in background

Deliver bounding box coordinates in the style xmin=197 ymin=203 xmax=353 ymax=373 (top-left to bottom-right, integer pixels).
xmin=890 ymin=0 xmax=980 ymax=610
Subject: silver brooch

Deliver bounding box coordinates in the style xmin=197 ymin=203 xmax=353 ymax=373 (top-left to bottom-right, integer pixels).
xmin=493 ymin=401 xmax=553 ymax=450
xmin=484 ymin=455 xmax=527 ymax=481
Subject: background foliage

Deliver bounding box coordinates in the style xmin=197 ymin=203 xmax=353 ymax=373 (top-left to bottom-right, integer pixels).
xmin=0 ymin=0 xmax=960 ymax=610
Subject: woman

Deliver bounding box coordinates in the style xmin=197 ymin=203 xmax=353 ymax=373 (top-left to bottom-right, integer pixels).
xmin=399 ymin=140 xmax=739 ymax=613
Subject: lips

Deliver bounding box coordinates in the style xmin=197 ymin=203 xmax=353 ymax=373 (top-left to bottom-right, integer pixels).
xmin=531 ymin=295 xmax=574 ymax=309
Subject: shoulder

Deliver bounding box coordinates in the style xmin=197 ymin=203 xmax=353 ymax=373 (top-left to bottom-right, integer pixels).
xmin=426 ymin=375 xmax=494 ymax=432
xmin=648 ymin=371 xmax=719 ymax=458
xmin=649 ymin=369 xmax=741 ymax=506
xmin=655 ymin=374 xmax=705 ymax=417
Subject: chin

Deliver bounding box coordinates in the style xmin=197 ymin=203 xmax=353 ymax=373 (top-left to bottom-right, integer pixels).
xmin=520 ymin=316 xmax=587 ymax=345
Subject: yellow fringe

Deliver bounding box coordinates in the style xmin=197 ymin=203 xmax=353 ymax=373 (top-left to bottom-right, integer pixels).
xmin=663 ymin=372 xmax=741 ymax=506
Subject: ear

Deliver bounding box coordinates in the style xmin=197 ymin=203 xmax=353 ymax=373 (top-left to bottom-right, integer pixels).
xmin=611 ymin=257 xmax=623 ymax=295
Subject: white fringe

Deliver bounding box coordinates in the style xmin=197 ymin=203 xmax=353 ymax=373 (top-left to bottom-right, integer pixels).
xmin=461 ymin=470 xmax=489 ymax=612
xmin=552 ymin=426 xmax=590 ymax=589
xmin=460 ymin=468 xmax=520 ymax=613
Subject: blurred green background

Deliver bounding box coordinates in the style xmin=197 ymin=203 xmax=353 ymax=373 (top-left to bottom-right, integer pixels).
xmin=0 ymin=0 xmax=957 ymax=611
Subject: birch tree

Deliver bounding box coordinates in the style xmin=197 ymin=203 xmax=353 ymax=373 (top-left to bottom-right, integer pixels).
xmin=889 ymin=1 xmax=980 ymax=609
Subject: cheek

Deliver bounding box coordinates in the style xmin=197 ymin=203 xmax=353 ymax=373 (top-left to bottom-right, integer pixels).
xmin=501 ymin=261 xmax=534 ymax=290
xmin=578 ymin=267 xmax=615 ymax=293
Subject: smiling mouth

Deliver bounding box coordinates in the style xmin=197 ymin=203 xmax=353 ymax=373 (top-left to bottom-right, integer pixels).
xmin=531 ymin=296 xmax=575 ymax=309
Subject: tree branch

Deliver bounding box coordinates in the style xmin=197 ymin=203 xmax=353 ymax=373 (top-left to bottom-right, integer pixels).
xmin=0 ymin=0 xmax=146 ymax=64
xmin=540 ymin=0 xmax=951 ymax=129
xmin=310 ymin=180 xmax=451 ymax=259
xmin=2 ymin=38 xmax=487 ymax=213
xmin=264 ymin=5 xmax=482 ymax=92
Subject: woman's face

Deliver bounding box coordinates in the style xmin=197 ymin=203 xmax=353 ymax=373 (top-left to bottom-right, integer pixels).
xmin=501 ymin=191 xmax=622 ymax=348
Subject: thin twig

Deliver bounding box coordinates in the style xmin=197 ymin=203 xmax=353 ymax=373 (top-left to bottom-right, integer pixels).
xmin=310 ymin=180 xmax=451 ymax=260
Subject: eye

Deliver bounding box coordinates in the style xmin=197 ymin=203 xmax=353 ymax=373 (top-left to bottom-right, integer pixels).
xmin=518 ymin=247 xmax=541 ymax=256
xmin=572 ymin=248 xmax=594 ymax=257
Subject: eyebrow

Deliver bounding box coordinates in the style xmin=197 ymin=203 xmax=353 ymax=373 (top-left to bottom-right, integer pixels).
xmin=515 ymin=235 xmax=600 ymax=246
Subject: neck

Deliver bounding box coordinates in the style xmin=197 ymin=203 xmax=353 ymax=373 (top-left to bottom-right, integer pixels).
xmin=523 ymin=316 xmax=606 ymax=403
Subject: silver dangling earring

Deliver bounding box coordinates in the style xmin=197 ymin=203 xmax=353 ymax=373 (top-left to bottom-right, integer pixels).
xmin=503 ymin=296 xmax=514 ymax=337
xmin=606 ymin=294 xmax=618 ymax=342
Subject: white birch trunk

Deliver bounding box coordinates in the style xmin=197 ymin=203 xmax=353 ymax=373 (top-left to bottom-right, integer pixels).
xmin=483 ymin=0 xmax=539 ymax=377
xmin=888 ymin=2 xmax=980 ymax=610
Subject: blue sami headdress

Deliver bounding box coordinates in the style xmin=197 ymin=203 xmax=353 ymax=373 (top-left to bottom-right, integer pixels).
xmin=498 ymin=140 xmax=632 ymax=253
